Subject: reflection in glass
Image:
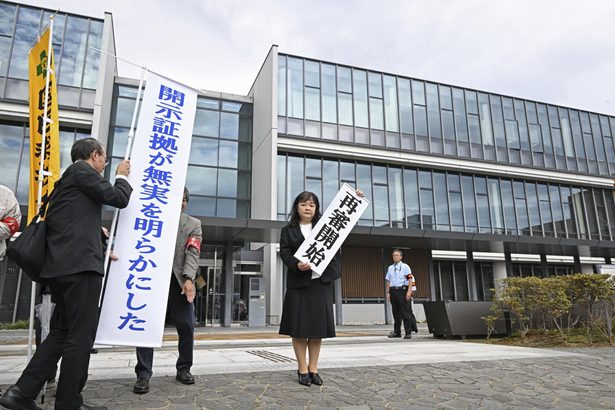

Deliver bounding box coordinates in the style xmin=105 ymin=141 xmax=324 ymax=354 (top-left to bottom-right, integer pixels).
xmin=189 ymin=137 xmax=218 ymax=166
xmin=220 ymin=112 xmax=239 ymax=139
xmin=194 ymin=109 xmax=220 ymax=137
xmin=186 ymin=166 xmax=217 ymax=196
xmin=353 ymin=69 xmax=368 ymax=128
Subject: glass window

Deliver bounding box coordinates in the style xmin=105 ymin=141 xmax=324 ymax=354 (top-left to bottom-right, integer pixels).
xmin=186 ymin=166 xmax=217 ymax=196
xmin=82 ymin=20 xmax=103 ymax=89
xmin=287 ymin=156 xmax=304 ymax=208
xmin=454 ymin=261 xmax=469 ymax=301
xmin=441 ymin=111 xmax=454 ymax=141
xmin=439 ymin=262 xmax=454 ymax=301
xmin=426 ymin=83 xmax=441 ymax=138
xmin=356 ymin=163 xmax=372 ymax=223
xmin=558 ymin=108 xmax=575 ymax=157
xmin=338 ymin=93 xmax=353 ymax=126
xmin=217 ymin=169 xmax=237 ymax=197
xmin=0 ymin=123 xmax=23 ymax=190
xmin=489 ymin=95 xmax=506 ymax=148
xmin=465 ymin=90 xmax=478 ymax=114
xmin=368 ymin=72 xmax=382 ymax=98
xmin=411 ymin=80 xmax=425 ymax=105
xmin=305 ymin=87 xmax=320 ymax=121
xmin=322 ymin=160 xmax=338 ymax=208
xmin=216 ymin=198 xmax=236 ymax=217
xmin=189 ymin=137 xmax=218 ymax=166
xmin=383 ymin=75 xmax=398 ymax=132
xmin=353 ymin=69 xmax=368 ymax=128
xmin=452 ymin=88 xmax=468 ymax=142
xmin=112 ymin=98 xmax=137 ymax=127
xmin=403 ymin=169 xmax=419 ymax=229
xmin=277 ymin=155 xmax=286 ymax=217
xmin=461 ymin=175 xmax=477 ymax=231
xmin=500 ymin=180 xmax=516 ymax=234
xmin=569 ymin=110 xmax=585 ymax=159
xmin=337 ymin=66 xmax=352 ymax=93
xmin=59 ymin=16 xmax=89 ymax=87
xmin=218 ymin=140 xmax=238 ymax=168
xmin=590 ymin=114 xmax=606 ymax=161
xmin=439 ymin=86 xmax=452 ymax=110
xmin=304 ymin=60 xmax=319 ymax=88
xmin=277 ymin=55 xmax=286 ymax=116
xmin=369 ymin=97 xmax=384 ymax=130
xmin=526 ymin=183 xmax=542 ymax=236
xmin=514 ymin=100 xmax=530 ymax=151
xmin=514 ymin=181 xmax=529 ymax=235
xmin=321 ymin=64 xmax=336 ymax=123
xmin=398 ymin=79 xmax=413 ymax=135
xmin=197 ymin=98 xmax=219 ymax=110
xmin=9 ymin=7 xmax=40 ymax=79
xmin=448 ymin=174 xmax=463 ymax=231
xmin=388 ymin=167 xmax=404 ymax=226
xmin=434 ymin=172 xmax=449 ymax=230
xmin=419 ymin=171 xmax=434 ymax=229
xmin=413 ymin=105 xmax=427 ymax=137
xmin=560 ymin=186 xmax=577 ymax=237
xmin=478 ymin=93 xmax=493 ymax=145
xmin=537 ymin=104 xmax=553 ymax=155
xmin=488 ymin=178 xmax=503 ymax=233
xmin=475 ymin=177 xmax=491 ymax=233
xmin=0 ymin=36 xmax=12 ymax=77
xmin=0 ymin=3 xmax=16 ymax=37
xmin=220 ymin=112 xmax=239 ymax=139
xmin=193 ymin=109 xmax=220 ymax=137
xmin=549 ymin=185 xmax=565 ymax=237
xmin=287 ymin=57 xmax=303 ymax=118
xmin=538 ymin=184 xmax=553 ymax=236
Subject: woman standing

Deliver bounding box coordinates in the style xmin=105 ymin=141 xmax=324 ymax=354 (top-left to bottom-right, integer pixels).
xmin=279 ymin=189 xmax=362 ymax=386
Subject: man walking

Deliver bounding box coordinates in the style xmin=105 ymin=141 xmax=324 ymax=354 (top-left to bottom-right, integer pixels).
xmin=133 ymin=187 xmax=202 ymax=394
xmin=0 ymin=138 xmax=132 ymax=410
xmin=385 ymin=249 xmax=418 ymax=340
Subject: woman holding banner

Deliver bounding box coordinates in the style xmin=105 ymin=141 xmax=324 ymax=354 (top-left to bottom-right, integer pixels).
xmin=279 ymin=189 xmax=363 ymax=387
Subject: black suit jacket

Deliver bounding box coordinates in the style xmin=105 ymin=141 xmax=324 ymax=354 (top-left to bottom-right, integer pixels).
xmin=41 ymin=161 xmax=132 ymax=278
xmin=280 ymin=224 xmax=341 ymax=289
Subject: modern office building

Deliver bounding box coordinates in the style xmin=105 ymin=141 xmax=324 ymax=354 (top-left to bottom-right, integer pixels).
xmin=1 ymin=1 xmax=613 ymax=325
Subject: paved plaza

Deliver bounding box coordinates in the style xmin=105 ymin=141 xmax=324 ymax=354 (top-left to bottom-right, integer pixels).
xmin=1 ymin=325 xmax=614 ymax=409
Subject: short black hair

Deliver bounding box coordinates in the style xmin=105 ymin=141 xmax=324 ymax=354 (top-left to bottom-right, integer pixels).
xmin=71 ymin=138 xmax=103 ymax=162
xmin=183 ymin=187 xmax=190 ymax=202
xmin=392 ymin=249 xmax=403 ymax=257
xmin=288 ymin=191 xmax=321 ymax=227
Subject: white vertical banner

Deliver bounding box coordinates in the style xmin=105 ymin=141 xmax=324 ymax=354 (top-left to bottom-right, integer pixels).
xmin=294 ymin=183 xmax=369 ymax=275
xmin=96 ymin=73 xmax=197 ymax=347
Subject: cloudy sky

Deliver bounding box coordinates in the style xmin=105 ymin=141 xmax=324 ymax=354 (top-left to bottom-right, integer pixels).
xmin=35 ymin=0 xmax=615 ymax=115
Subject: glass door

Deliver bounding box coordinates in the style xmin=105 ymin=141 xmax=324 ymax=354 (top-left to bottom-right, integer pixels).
xmin=195 ymin=245 xmax=225 ymax=326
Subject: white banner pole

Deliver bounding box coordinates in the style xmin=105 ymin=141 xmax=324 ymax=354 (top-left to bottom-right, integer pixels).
xmin=99 ymin=67 xmax=147 ymax=308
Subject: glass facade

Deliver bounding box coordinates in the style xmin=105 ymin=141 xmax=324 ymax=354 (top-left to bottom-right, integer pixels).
xmin=277 ymin=54 xmax=615 ymax=178
xmin=0 ymin=120 xmax=90 ymax=204
xmin=277 ymin=153 xmax=615 ymax=241
xmin=108 ymin=85 xmax=253 ymax=218
xmin=0 ymin=1 xmax=103 ymax=108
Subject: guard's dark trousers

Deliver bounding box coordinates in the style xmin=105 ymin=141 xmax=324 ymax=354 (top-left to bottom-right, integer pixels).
xmin=390 ymin=288 xmax=418 ymax=335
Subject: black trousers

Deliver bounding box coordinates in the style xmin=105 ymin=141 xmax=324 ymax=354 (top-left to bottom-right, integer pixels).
xmin=390 ymin=288 xmax=418 ymax=335
xmin=135 ymin=277 xmax=195 ymax=379
xmin=16 ymin=271 xmax=102 ymax=410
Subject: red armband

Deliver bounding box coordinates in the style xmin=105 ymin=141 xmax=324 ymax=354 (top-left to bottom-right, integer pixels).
xmin=2 ymin=217 xmax=20 ymax=236
xmin=186 ymin=237 xmax=201 ymax=255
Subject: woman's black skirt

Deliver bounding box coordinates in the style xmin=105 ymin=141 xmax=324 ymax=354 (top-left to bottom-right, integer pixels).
xmin=279 ymin=279 xmax=335 ymax=338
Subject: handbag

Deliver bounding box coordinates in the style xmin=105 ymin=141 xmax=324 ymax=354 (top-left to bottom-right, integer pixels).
xmin=7 ymin=180 xmax=61 ymax=283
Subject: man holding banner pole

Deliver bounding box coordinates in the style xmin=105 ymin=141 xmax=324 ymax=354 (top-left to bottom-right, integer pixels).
xmin=0 ymin=138 xmax=132 ymax=410
xmin=133 ymin=187 xmax=202 ymax=394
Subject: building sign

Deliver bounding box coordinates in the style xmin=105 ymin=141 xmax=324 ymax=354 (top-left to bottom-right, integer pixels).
xmin=96 ymin=72 xmax=197 ymax=347
xmin=28 ymin=26 xmax=60 ymax=222
xmin=294 ymin=183 xmax=369 ymax=275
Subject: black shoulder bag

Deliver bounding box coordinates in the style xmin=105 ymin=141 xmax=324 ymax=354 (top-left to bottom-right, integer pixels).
xmin=7 ymin=179 xmax=61 ymax=283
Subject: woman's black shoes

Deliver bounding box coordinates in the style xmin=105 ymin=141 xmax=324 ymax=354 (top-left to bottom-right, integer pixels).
xmin=297 ymin=370 xmax=311 ymax=386
xmin=309 ymin=372 xmax=323 ymax=385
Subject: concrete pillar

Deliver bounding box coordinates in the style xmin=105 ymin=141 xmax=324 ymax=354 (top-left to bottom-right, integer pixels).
xmin=466 ymin=251 xmax=477 ymax=301
xmin=222 ymin=241 xmax=233 ymax=327
xmin=540 ymin=254 xmax=549 ymax=278
xmin=493 ymin=261 xmax=508 ymax=289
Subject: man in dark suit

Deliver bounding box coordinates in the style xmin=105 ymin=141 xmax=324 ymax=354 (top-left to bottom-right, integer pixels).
xmin=0 ymin=138 xmax=132 ymax=410
xmin=133 ymin=188 xmax=202 ymax=394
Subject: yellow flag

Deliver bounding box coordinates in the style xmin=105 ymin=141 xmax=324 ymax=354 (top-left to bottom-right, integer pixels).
xmin=28 ymin=26 xmax=60 ymax=223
